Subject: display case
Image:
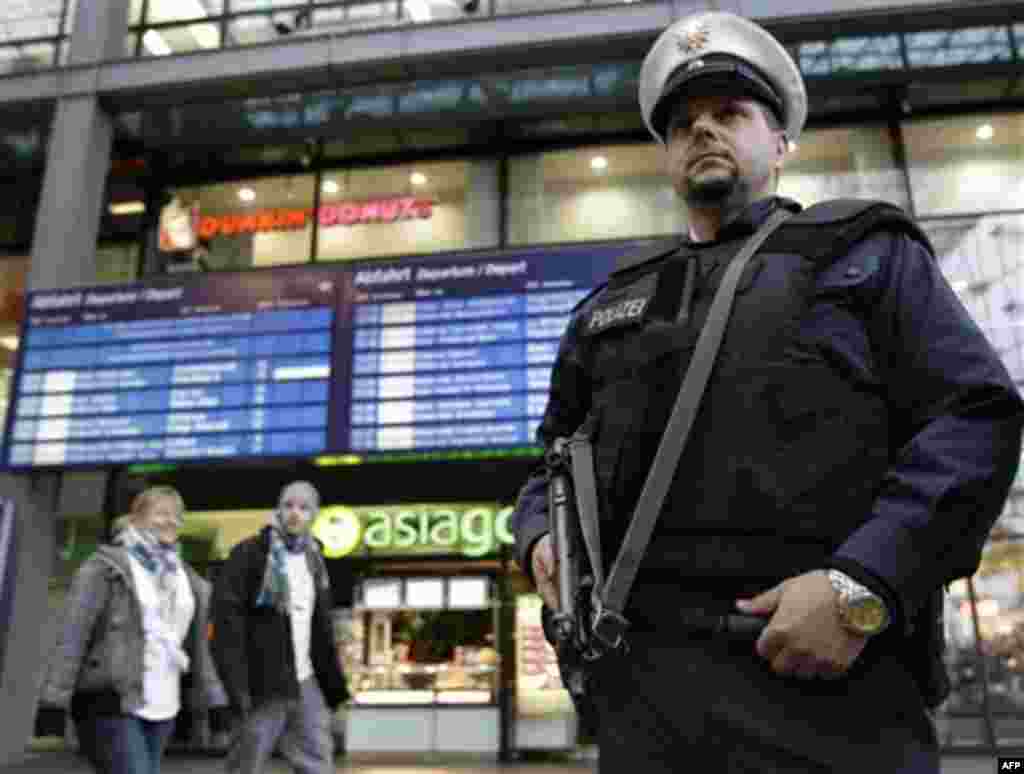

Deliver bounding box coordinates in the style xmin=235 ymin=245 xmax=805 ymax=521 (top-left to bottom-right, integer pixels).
xmin=342 ymin=574 xmax=502 ymax=753
xmin=514 ymin=593 xmax=577 ymax=750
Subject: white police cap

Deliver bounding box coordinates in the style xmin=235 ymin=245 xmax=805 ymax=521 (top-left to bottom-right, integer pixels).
xmin=639 ymin=12 xmax=807 ymax=145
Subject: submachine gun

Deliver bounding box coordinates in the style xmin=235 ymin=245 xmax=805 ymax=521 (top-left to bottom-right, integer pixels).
xmin=542 ymin=426 xmax=768 ymax=697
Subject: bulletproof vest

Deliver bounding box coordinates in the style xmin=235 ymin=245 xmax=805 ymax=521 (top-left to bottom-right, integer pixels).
xmin=577 ymin=200 xmax=933 ymax=590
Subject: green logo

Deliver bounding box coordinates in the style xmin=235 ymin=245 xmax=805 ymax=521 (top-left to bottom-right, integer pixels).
xmin=312 ymin=504 xmax=514 ymax=558
xmin=312 ymin=506 xmax=365 ymax=558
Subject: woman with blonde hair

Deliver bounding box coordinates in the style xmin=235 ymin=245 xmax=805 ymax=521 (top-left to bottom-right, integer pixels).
xmin=42 ymin=486 xmax=222 ymax=774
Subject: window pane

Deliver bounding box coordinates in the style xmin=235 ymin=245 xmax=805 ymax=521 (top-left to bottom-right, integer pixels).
xmin=400 ymin=0 xmax=464 ymax=25
xmin=317 ymin=160 xmax=497 ymax=261
xmin=779 ymin=125 xmax=909 ymax=210
xmin=917 ymin=212 xmax=1024 ymax=390
xmin=495 ymin=0 xmax=579 ymax=15
xmin=96 ymin=243 xmax=140 ymax=285
xmin=507 ymin=144 xmax=683 ymax=246
xmin=905 ymin=113 xmax=1024 ymax=216
xmin=944 ymin=557 xmax=1024 ymax=745
xmin=232 ymin=0 xmax=302 ymax=10
xmin=124 ymin=33 xmax=139 ymax=58
xmin=171 ymin=175 xmax=315 ymax=269
xmin=130 ymin=0 xmax=143 ymax=25
xmin=139 ymin=24 xmax=220 ymax=56
xmin=905 ymin=26 xmax=1012 ymax=68
xmin=0 ymin=0 xmax=62 ymax=42
xmin=312 ymin=2 xmax=399 ymax=34
xmin=0 ymin=42 xmax=57 ymax=73
xmin=226 ymin=13 xmax=287 ymax=46
xmin=795 ymin=35 xmax=902 ymax=76
xmin=146 ymin=0 xmax=224 ymax=23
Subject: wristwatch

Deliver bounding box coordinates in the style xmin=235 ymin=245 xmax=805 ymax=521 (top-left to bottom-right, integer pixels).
xmin=827 ymin=569 xmax=890 ymax=636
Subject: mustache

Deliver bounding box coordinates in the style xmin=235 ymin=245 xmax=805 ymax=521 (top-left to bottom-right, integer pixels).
xmin=687 ymin=147 xmax=732 ymax=165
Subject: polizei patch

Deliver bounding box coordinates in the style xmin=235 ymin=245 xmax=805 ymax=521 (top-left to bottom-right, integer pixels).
xmin=587 ymin=274 xmax=656 ymax=334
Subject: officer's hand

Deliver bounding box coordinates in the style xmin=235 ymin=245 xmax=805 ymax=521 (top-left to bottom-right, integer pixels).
xmin=735 ymin=570 xmax=869 ymax=680
xmin=530 ymin=533 xmax=560 ymax=612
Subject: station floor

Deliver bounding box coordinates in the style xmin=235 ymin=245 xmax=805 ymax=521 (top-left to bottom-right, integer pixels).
xmin=0 ymin=748 xmax=1009 ymax=773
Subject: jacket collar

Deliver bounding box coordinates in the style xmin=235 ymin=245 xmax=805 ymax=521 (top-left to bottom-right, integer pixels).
xmin=684 ymin=196 xmax=802 ymax=248
xmin=259 ymin=525 xmax=324 ymax=584
xmin=613 ymin=196 xmax=802 ymax=277
xmin=96 ymin=543 xmax=198 ymax=591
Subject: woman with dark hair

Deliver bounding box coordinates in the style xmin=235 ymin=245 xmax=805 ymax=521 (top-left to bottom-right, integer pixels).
xmin=42 ymin=486 xmax=221 ymax=774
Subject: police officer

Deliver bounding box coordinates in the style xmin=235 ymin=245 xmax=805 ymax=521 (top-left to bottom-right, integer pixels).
xmin=512 ymin=11 xmax=1024 ymax=773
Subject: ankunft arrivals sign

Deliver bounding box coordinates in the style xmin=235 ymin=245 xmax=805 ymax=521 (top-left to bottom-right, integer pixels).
xmin=312 ymin=503 xmax=515 ymax=559
xmin=197 ymin=197 xmax=434 ymax=239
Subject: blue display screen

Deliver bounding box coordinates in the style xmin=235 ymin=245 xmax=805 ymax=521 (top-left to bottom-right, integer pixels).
xmin=1 ymin=243 xmax=627 ymax=469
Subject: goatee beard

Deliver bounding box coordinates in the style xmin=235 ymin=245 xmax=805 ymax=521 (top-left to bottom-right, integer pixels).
xmin=685 ymin=174 xmax=737 ymax=206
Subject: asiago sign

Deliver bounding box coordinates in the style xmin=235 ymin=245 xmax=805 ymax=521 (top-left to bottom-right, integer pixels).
xmin=197 ymin=197 xmax=434 ymax=239
xmin=312 ymin=503 xmax=515 ymax=559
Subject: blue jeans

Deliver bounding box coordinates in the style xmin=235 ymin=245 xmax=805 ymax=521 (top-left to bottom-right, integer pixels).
xmin=75 ymin=714 xmax=176 ymax=774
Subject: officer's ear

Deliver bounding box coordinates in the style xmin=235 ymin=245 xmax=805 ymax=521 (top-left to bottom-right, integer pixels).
xmin=774 ymin=132 xmax=788 ymax=171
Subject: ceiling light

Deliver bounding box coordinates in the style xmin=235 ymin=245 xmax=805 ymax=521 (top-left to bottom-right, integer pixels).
xmin=109 ymin=201 xmax=146 ymax=216
xmin=590 ymin=156 xmax=608 ymax=171
xmin=142 ymin=29 xmax=172 ymax=57
xmin=238 ymin=187 xmax=256 ymax=203
xmin=322 ymin=180 xmax=340 ymax=195
xmin=977 ymin=124 xmax=994 ymax=141
xmin=0 ymin=336 xmax=18 ymax=351
xmin=405 ymin=0 xmax=432 ymax=21
xmin=410 ymin=172 xmax=428 ymax=186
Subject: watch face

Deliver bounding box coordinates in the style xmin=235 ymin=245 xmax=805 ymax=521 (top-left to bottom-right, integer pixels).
xmin=848 ymin=598 xmax=888 ymax=635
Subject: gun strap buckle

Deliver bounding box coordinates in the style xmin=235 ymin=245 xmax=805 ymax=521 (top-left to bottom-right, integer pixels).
xmin=590 ymin=603 xmax=630 ymax=653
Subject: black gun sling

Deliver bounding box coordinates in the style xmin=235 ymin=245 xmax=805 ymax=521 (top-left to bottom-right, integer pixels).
xmin=568 ymin=207 xmax=793 ymax=651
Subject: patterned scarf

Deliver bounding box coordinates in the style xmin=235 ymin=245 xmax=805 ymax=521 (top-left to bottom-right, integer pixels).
xmin=255 ymin=510 xmax=312 ymax=616
xmin=115 ymin=524 xmax=182 ymax=626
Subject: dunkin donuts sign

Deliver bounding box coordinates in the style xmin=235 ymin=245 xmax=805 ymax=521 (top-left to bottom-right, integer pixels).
xmin=197 ymin=197 xmax=433 ymax=239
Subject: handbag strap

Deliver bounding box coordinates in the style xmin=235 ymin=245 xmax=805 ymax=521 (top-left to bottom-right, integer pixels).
xmin=597 ymin=207 xmax=793 ymax=620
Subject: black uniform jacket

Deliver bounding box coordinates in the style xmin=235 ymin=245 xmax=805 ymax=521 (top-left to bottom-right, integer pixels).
xmin=513 ymin=197 xmax=1024 ymax=633
xmin=211 ymin=527 xmax=350 ymax=712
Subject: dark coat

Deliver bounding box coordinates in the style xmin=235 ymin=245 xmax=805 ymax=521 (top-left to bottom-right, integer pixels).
xmin=210 ymin=527 xmax=350 ymax=712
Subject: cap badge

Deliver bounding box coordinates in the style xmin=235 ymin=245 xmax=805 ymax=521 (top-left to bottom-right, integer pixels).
xmin=677 ymin=22 xmax=710 ymax=54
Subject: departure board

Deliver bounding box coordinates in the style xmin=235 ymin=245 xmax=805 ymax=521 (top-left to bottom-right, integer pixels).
xmin=1 ymin=242 xmax=627 ymax=469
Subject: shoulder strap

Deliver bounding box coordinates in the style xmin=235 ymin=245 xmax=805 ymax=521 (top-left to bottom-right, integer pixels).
xmin=586 ymin=208 xmax=793 ymax=650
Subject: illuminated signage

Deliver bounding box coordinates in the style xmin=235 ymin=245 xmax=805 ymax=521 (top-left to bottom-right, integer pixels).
xmin=196 ymin=198 xmax=433 ymax=239
xmin=312 ymin=503 xmax=514 ymax=559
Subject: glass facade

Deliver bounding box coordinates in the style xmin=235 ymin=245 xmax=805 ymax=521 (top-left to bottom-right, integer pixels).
xmin=171 ymin=174 xmax=317 ymax=270
xmin=904 ymin=113 xmax=1024 ymax=216
xmin=779 ymin=125 xmax=908 ymax=210
xmin=505 ymin=125 xmax=908 ymax=246
xmin=0 ymin=0 xmax=71 ymax=72
xmin=95 ymin=243 xmax=140 ymax=284
xmin=507 ymin=143 xmax=682 ymax=245
xmin=317 ymin=160 xmax=499 ymax=261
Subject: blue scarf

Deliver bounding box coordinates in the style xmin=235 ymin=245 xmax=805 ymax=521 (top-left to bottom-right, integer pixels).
xmin=115 ymin=525 xmax=181 ymax=623
xmin=255 ymin=512 xmax=312 ymax=615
